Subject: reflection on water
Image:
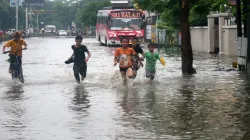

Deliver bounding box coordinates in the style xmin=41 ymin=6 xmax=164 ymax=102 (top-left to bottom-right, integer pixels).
xmin=73 ymin=85 xmax=89 ymax=105
xmin=69 ymin=85 xmax=90 ymax=113
xmin=145 ymin=84 xmax=157 ymax=111
xmin=1 ymin=84 xmax=27 ymax=140
xmin=241 ymin=96 xmax=250 ymax=140
xmin=5 ymin=84 xmax=24 ymax=100
xmin=120 ymin=87 xmax=139 ymax=116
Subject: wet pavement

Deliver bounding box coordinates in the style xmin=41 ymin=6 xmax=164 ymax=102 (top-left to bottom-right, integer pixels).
xmin=0 ymin=37 xmax=250 ymax=140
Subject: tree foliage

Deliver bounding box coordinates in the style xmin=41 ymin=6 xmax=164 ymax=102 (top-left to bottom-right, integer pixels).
xmin=134 ymin=0 xmax=230 ymax=74
xmin=76 ymin=0 xmax=111 ymax=26
xmin=134 ymin=0 xmax=233 ymax=74
xmin=37 ymin=0 xmax=74 ymax=29
xmin=37 ymin=0 xmax=111 ymax=29
xmin=134 ymin=0 xmax=230 ymax=28
xmin=0 ymin=0 xmax=26 ymax=30
xmin=0 ymin=0 xmax=8 ymax=12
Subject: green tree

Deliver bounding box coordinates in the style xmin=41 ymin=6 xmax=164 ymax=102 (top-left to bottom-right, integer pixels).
xmin=0 ymin=0 xmax=8 ymax=12
xmin=134 ymin=0 xmax=229 ymax=74
xmin=38 ymin=1 xmax=73 ymax=29
xmin=0 ymin=0 xmax=9 ymax=30
xmin=35 ymin=0 xmax=111 ymax=29
xmin=77 ymin=0 xmax=111 ymax=26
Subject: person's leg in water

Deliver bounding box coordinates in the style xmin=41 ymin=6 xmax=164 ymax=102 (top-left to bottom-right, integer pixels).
xmin=120 ymin=67 xmax=134 ymax=85
xmin=9 ymin=64 xmax=12 ymax=74
xmin=17 ymin=56 xmax=22 ymax=74
xmin=132 ymin=65 xmax=139 ymax=79
xmin=120 ymin=71 xmax=127 ymax=85
xmin=79 ymin=63 xmax=87 ymax=81
xmin=74 ymin=73 xmax=80 ymax=83
xmin=150 ymin=75 xmax=154 ymax=81
xmin=126 ymin=67 xmax=134 ymax=79
xmin=150 ymin=70 xmax=156 ymax=81
xmin=131 ymin=57 xmax=138 ymax=79
xmin=146 ymin=69 xmax=155 ymax=81
xmin=120 ymin=67 xmax=128 ymax=85
xmin=8 ymin=54 xmax=16 ymax=74
xmin=73 ymin=63 xmax=81 ymax=83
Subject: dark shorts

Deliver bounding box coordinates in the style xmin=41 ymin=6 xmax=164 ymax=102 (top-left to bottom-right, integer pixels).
xmin=132 ymin=57 xmax=140 ymax=71
xmin=146 ymin=69 xmax=155 ymax=78
xmin=73 ymin=62 xmax=87 ymax=74
xmin=132 ymin=64 xmax=140 ymax=71
xmin=9 ymin=55 xmax=22 ymax=68
xmin=119 ymin=66 xmax=132 ymax=72
xmin=132 ymin=61 xmax=139 ymax=71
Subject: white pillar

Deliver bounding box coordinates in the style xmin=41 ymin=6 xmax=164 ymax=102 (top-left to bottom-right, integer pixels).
xmin=207 ymin=15 xmax=216 ymax=53
xmin=219 ymin=15 xmax=225 ymax=54
xmin=218 ymin=13 xmax=232 ymax=55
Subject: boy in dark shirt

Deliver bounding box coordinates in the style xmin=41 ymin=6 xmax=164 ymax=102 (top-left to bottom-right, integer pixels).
xmin=67 ymin=36 xmax=91 ymax=83
xmin=130 ymin=37 xmax=144 ymax=78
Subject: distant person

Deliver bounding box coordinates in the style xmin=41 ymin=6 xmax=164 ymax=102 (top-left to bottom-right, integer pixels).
xmin=65 ymin=36 xmax=91 ymax=83
xmin=42 ymin=29 xmax=45 ymax=38
xmin=0 ymin=30 xmax=3 ymax=43
xmin=144 ymin=43 xmax=165 ymax=81
xmin=8 ymin=29 xmax=12 ymax=39
xmin=21 ymin=30 xmax=26 ymax=38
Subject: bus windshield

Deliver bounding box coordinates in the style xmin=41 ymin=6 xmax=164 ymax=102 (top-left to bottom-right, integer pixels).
xmin=110 ymin=18 xmax=142 ymax=30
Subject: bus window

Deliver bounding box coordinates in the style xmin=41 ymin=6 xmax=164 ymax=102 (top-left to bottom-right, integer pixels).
xmin=105 ymin=17 xmax=108 ymax=25
xmin=101 ymin=17 xmax=104 ymax=24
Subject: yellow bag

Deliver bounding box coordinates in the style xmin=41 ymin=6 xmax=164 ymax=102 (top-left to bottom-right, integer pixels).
xmin=160 ymin=57 xmax=165 ymax=66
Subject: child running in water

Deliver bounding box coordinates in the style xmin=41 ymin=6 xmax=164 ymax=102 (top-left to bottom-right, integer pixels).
xmin=130 ymin=37 xmax=144 ymax=78
xmin=114 ymin=38 xmax=137 ymax=85
xmin=66 ymin=36 xmax=91 ymax=83
xmin=144 ymin=43 xmax=162 ymax=81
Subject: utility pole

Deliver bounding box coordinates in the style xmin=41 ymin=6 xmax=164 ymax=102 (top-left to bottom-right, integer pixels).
xmin=15 ymin=0 xmax=19 ymax=31
xmin=242 ymin=0 xmax=247 ymax=37
xmin=9 ymin=6 xmax=11 ymax=29
xmin=236 ymin=0 xmax=242 ymax=37
xmin=25 ymin=6 xmax=28 ymax=30
xmin=36 ymin=13 xmax=39 ymax=32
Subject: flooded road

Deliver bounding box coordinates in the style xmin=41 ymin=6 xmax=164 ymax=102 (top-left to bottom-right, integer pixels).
xmin=0 ymin=37 xmax=250 ymax=140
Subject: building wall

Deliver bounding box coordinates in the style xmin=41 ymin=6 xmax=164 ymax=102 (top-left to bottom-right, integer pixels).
xmin=189 ymin=26 xmax=237 ymax=56
xmin=221 ymin=26 xmax=237 ymax=56
xmin=190 ymin=27 xmax=209 ymax=53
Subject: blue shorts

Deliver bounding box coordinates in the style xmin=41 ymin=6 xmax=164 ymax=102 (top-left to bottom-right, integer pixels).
xmin=146 ymin=69 xmax=155 ymax=78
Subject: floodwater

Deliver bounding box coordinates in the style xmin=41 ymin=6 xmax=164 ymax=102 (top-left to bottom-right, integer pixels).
xmin=0 ymin=37 xmax=250 ymax=140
